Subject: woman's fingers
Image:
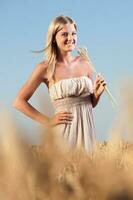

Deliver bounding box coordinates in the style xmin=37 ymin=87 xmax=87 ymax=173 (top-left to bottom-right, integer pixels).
xmin=59 ymin=114 xmax=73 ymax=121
xmin=56 ymin=111 xmax=74 ymax=124
xmin=58 ymin=120 xmax=72 ymax=124
xmin=49 ymin=111 xmax=74 ymax=126
xmin=60 ymin=116 xmax=73 ymax=121
xmin=101 ymin=81 xmax=106 ymax=86
xmin=96 ymin=73 xmax=106 ymax=86
xmin=59 ymin=111 xmax=73 ymax=117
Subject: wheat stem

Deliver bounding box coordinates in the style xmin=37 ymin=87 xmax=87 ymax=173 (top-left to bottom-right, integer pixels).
xmin=76 ymin=46 xmax=118 ymax=108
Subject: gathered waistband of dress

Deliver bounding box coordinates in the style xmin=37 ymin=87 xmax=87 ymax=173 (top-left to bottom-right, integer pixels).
xmin=52 ymin=95 xmax=92 ymax=110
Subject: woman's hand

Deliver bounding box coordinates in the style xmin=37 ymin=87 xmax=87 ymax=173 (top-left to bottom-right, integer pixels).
xmin=47 ymin=111 xmax=73 ymax=127
xmin=93 ymin=73 xmax=106 ymax=98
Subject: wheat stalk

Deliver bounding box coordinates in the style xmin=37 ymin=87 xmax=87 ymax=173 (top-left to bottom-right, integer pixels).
xmin=76 ymin=46 xmax=118 ymax=108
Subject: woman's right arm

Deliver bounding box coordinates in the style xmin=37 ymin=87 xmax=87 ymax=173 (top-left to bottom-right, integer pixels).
xmin=12 ymin=62 xmax=50 ymax=125
xmin=13 ymin=62 xmax=74 ymax=126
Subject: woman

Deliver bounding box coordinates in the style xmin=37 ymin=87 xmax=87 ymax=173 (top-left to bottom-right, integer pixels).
xmin=13 ymin=15 xmax=106 ymax=152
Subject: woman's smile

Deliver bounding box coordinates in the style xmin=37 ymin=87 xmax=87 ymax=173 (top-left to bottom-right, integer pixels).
xmin=55 ymin=23 xmax=77 ymax=52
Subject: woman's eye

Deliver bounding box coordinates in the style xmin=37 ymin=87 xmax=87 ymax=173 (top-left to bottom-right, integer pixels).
xmin=62 ymin=33 xmax=68 ymax=37
xmin=72 ymin=32 xmax=77 ymax=35
xmin=61 ymin=32 xmax=77 ymax=37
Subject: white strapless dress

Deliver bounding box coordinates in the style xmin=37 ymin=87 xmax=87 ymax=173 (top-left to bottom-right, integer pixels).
xmin=48 ymin=76 xmax=96 ymax=152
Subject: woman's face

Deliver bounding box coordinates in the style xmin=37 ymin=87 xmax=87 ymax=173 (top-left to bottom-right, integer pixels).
xmin=55 ymin=23 xmax=77 ymax=53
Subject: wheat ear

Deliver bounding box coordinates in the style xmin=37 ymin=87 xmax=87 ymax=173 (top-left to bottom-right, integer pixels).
xmin=76 ymin=46 xmax=118 ymax=108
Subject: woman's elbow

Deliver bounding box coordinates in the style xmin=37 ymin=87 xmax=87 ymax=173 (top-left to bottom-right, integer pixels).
xmin=91 ymin=95 xmax=96 ymax=108
xmin=92 ymin=103 xmax=97 ymax=108
xmin=12 ymin=98 xmax=19 ymax=109
xmin=12 ymin=98 xmax=24 ymax=110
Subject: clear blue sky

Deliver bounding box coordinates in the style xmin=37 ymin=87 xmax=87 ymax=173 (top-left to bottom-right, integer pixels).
xmin=0 ymin=0 xmax=133 ymax=143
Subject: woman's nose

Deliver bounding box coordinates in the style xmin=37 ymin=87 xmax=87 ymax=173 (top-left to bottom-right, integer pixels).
xmin=67 ymin=33 xmax=73 ymax=41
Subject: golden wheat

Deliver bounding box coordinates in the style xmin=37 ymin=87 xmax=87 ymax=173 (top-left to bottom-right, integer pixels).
xmin=0 ymin=80 xmax=133 ymax=200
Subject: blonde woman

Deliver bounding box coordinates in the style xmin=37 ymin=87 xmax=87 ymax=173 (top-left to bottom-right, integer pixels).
xmin=13 ymin=15 xmax=106 ymax=152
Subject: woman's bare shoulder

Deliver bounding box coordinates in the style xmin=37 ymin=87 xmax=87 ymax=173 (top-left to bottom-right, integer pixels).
xmin=77 ymin=55 xmax=88 ymax=63
xmin=35 ymin=60 xmax=48 ymax=79
xmin=36 ymin=60 xmax=48 ymax=70
xmin=77 ymin=55 xmax=93 ymax=78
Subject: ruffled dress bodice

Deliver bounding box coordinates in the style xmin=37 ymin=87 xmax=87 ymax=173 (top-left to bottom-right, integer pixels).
xmin=49 ymin=76 xmax=93 ymax=101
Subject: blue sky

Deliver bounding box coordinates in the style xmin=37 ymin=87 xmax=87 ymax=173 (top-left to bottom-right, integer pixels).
xmin=0 ymin=0 xmax=133 ymax=143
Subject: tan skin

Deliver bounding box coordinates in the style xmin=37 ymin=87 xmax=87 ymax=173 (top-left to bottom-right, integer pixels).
xmin=13 ymin=23 xmax=106 ymax=127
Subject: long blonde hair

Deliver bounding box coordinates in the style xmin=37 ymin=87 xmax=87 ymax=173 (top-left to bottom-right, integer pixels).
xmin=34 ymin=15 xmax=88 ymax=81
xmin=41 ymin=15 xmax=77 ymax=81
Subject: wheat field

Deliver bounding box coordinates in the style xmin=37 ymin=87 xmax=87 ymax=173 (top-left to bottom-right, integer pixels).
xmin=0 ymin=81 xmax=133 ymax=200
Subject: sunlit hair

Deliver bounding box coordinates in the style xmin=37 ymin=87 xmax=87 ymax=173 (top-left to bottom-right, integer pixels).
xmin=45 ymin=15 xmax=78 ymax=81
xmin=35 ymin=15 xmax=77 ymax=81
xmin=46 ymin=16 xmax=77 ymax=81
xmin=33 ymin=15 xmax=88 ymax=82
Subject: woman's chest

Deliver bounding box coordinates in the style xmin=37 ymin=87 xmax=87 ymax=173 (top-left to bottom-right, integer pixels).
xmin=54 ymin=64 xmax=87 ymax=82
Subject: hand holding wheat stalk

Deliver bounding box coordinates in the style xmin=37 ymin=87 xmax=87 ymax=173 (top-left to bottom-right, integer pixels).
xmin=76 ymin=46 xmax=118 ymax=108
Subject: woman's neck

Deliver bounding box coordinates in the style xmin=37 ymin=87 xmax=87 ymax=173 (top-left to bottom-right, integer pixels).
xmin=57 ymin=51 xmax=74 ymax=65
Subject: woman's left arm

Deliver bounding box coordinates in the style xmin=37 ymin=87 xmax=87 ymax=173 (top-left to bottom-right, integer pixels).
xmin=81 ymin=58 xmax=106 ymax=108
xmin=91 ymin=73 xmax=106 ymax=108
